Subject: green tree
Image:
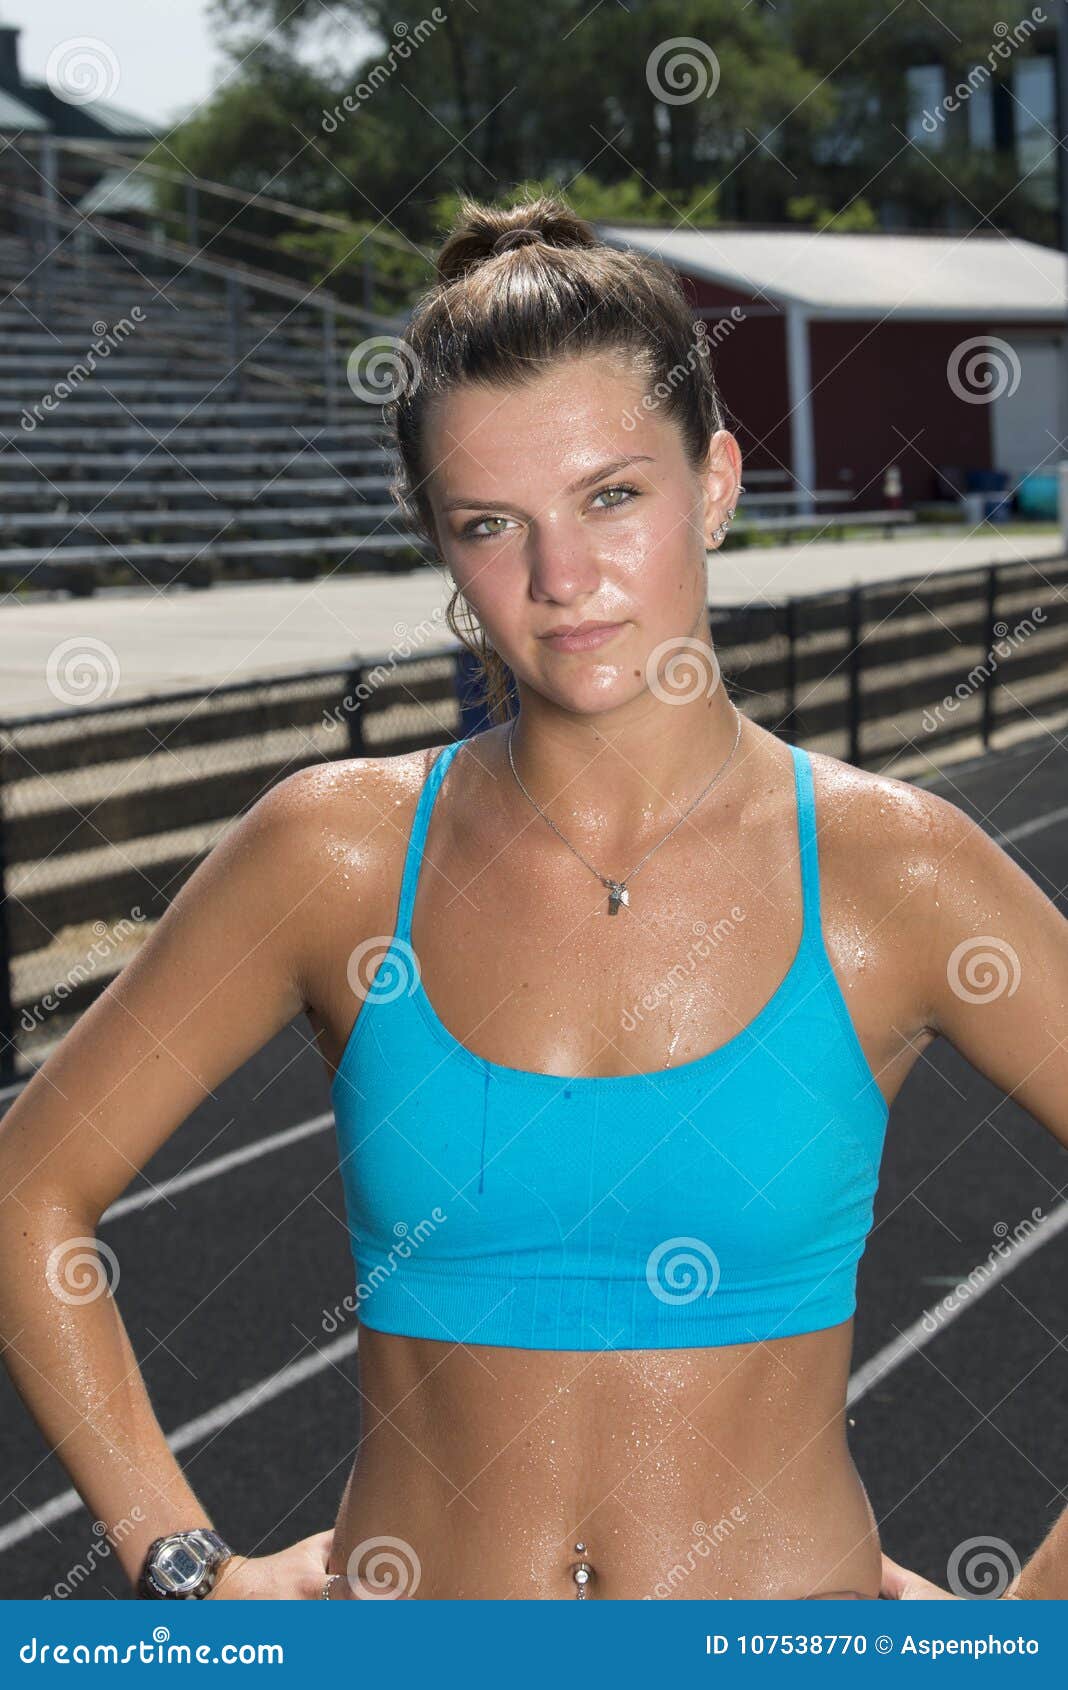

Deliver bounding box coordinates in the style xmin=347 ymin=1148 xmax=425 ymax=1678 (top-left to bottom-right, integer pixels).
xmin=170 ymin=0 xmax=1061 ymax=295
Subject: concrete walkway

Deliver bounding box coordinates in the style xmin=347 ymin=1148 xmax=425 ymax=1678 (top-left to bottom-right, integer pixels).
xmin=2 ymin=525 xmax=1062 ymax=717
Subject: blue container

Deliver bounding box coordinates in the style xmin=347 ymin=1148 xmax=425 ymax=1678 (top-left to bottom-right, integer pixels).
xmin=966 ymin=468 xmax=1010 ymax=493
xmin=1016 ymin=471 xmax=1059 ymax=519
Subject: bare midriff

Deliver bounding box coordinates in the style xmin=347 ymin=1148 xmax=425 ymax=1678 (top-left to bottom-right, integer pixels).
xmin=326 ymin=1317 xmax=881 ymax=1600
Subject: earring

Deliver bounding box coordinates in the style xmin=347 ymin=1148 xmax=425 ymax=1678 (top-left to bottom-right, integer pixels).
xmin=711 ymin=485 xmax=744 ymax=546
xmin=711 ymin=506 xmax=736 ymax=545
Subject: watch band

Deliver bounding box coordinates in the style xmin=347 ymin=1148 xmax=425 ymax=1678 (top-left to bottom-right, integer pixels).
xmin=138 ymin=1528 xmax=233 ymax=1599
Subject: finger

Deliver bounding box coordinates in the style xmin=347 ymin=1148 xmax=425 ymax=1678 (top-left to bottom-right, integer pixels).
xmin=881 ymin=1553 xmax=955 ymax=1601
xmin=879 ymin=1553 xmax=918 ymax=1599
xmin=302 ymin=1527 xmax=336 ymax=1562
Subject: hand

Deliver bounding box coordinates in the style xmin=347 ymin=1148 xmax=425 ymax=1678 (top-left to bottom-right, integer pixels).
xmin=879 ymin=1552 xmax=1022 ymax=1601
xmin=204 ymin=1529 xmax=335 ymax=1600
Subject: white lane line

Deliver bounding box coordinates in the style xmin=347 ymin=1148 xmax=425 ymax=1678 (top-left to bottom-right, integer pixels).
xmin=992 ymin=800 xmax=1068 ymax=848
xmin=847 ymin=1197 xmax=1068 ymax=1407
xmin=102 ymin=1112 xmax=335 ymax=1221
xmin=0 ymin=1328 xmax=360 ymax=1553
xmin=3 ymin=1201 xmax=1066 ymax=1553
xmin=0 ymin=782 xmax=1065 ymax=1113
xmin=2 ymin=784 xmax=1067 ymax=1552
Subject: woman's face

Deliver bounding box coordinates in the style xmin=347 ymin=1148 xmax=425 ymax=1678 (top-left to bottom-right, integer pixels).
xmin=423 ymin=349 xmax=741 ymax=716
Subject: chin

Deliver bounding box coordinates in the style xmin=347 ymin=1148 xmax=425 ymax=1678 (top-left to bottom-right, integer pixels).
xmin=531 ymin=671 xmax=646 ymax=716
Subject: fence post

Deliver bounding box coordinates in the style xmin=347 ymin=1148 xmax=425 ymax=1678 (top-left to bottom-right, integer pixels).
xmin=847 ymin=585 xmax=863 ymax=766
xmin=185 ymin=178 xmax=200 ymax=251
xmin=982 ymin=563 xmax=998 ymax=750
xmin=345 ymin=666 xmax=365 ymax=755
xmin=39 ymin=135 xmax=59 ymax=326
xmin=323 ymin=297 xmax=338 ymax=428
xmin=783 ymin=597 xmax=798 ymax=743
xmin=0 ymin=744 xmax=17 ymax=1085
xmin=226 ymin=276 xmax=244 ymax=397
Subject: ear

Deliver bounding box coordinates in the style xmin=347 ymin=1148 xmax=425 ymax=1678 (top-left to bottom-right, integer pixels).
xmin=700 ymin=429 xmax=743 ymax=546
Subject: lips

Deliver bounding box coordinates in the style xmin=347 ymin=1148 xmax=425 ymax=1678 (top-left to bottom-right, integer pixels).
xmin=543 ymin=619 xmax=617 ymax=637
xmin=541 ymin=620 xmax=626 ymax=652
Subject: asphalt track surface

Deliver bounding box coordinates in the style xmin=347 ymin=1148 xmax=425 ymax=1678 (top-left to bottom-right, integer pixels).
xmin=0 ymin=734 xmax=1066 ymax=1601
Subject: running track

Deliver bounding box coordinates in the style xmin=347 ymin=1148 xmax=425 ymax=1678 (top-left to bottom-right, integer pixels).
xmin=0 ymin=735 xmax=1066 ymax=1599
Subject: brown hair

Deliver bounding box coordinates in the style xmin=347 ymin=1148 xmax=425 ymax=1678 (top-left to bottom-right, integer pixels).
xmin=384 ymin=192 xmax=727 ymax=725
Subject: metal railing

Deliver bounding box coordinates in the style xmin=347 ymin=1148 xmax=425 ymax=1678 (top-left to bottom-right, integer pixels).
xmin=1 ymin=555 xmax=1066 ymax=1081
xmin=3 ymin=133 xmax=428 ymax=299
xmin=0 ymin=174 xmax=407 ymax=425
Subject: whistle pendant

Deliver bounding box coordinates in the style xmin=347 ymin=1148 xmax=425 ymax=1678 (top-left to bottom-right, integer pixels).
xmin=604 ymin=879 xmax=629 ymax=915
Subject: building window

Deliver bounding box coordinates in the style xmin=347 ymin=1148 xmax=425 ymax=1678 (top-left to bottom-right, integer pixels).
xmin=1013 ymin=54 xmax=1057 ymax=209
xmin=905 ymin=64 xmax=945 ymax=147
xmin=967 ymin=81 xmax=994 ymax=149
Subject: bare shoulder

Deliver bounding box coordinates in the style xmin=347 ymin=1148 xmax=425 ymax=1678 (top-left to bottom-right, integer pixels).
xmin=243 ymin=744 xmax=443 ymax=865
xmin=804 ymin=746 xmax=1026 ymax=1031
xmin=807 ymin=744 xmax=998 ymax=883
xmin=805 ymin=749 xmax=1068 ymax=1120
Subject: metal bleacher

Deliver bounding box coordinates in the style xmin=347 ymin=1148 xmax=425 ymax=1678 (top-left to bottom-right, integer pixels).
xmin=0 ymin=219 xmax=432 ymax=594
xmin=0 ymin=178 xmax=920 ymax=595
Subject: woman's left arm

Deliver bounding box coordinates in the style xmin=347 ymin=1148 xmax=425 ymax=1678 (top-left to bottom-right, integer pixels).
xmin=883 ymin=785 xmax=1068 ymax=1601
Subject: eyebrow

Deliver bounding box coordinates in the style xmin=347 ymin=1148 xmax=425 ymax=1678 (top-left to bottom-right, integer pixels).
xmin=439 ymin=453 xmax=656 ymax=514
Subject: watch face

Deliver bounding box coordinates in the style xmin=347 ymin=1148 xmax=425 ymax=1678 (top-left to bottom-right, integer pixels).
xmin=156 ymin=1539 xmax=204 ymax=1593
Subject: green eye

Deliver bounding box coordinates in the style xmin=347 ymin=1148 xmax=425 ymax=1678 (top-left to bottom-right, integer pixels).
xmin=463 ymin=514 xmax=515 ymax=540
xmin=460 ymin=481 xmax=640 ymax=541
xmin=593 ymin=482 xmax=640 ymax=507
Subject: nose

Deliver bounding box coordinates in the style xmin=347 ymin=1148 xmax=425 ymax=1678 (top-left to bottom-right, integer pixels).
xmin=528 ymin=514 xmax=602 ymax=604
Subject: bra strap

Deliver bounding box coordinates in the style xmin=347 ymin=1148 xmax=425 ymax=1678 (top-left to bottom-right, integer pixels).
xmin=395 ymin=737 xmax=465 ymax=944
xmin=789 ymin=742 xmax=822 ymax=947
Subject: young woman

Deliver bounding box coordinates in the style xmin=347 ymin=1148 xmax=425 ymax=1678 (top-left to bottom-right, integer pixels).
xmin=1 ymin=195 xmax=1066 ymax=1602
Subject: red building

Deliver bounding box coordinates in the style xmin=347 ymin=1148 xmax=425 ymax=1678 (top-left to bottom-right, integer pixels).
xmin=596 ymin=224 xmax=1068 ymax=513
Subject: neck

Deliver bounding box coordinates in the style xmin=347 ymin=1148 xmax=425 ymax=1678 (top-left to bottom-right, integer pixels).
xmin=500 ymin=682 xmax=747 ymax=850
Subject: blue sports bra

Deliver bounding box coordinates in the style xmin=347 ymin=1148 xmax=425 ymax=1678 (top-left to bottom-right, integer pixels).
xmin=330 ymin=734 xmax=890 ymax=1351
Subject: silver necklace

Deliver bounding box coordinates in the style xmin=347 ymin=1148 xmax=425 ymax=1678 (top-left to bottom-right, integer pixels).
xmin=506 ymin=705 xmax=743 ymax=915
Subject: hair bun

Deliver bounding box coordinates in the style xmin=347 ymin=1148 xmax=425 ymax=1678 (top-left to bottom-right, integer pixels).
xmin=435 ymin=194 xmax=599 ymax=285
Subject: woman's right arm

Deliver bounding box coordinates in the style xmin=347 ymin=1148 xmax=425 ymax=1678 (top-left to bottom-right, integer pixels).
xmin=0 ymin=762 xmax=365 ymax=1598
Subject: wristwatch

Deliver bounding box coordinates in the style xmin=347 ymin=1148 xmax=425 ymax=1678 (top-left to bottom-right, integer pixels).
xmin=137 ymin=1528 xmax=234 ymax=1599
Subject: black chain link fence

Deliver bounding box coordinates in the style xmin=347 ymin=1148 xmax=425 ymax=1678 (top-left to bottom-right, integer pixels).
xmin=2 ymin=558 xmax=1066 ymax=1080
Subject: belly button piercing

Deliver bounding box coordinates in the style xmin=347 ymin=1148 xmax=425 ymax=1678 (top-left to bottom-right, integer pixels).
xmin=571 ymin=1541 xmax=594 ymax=1599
